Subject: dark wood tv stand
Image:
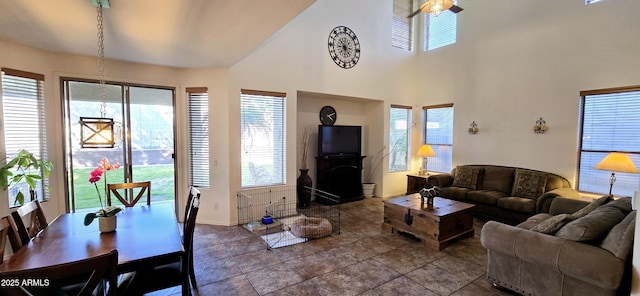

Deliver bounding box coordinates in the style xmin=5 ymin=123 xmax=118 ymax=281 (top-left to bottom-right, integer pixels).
xmin=316 ymin=155 xmax=365 ymax=204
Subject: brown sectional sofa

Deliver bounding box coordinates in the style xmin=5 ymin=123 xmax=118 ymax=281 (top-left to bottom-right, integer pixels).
xmin=427 ymin=165 xmax=579 ymax=224
xmin=481 ymin=196 xmax=635 ymax=295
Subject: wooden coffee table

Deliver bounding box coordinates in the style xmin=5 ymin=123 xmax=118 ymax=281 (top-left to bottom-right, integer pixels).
xmin=382 ymin=194 xmax=476 ymax=250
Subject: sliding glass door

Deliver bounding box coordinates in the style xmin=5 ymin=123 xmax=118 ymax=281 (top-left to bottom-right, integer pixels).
xmin=62 ymin=78 xmax=176 ymax=212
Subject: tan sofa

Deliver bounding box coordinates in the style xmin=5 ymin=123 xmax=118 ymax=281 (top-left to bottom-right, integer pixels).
xmin=481 ymin=196 xmax=635 ymax=296
xmin=427 ymin=165 xmax=579 ymax=224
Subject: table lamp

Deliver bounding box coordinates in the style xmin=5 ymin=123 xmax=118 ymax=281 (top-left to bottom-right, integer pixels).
xmin=594 ymin=152 xmax=639 ymax=196
xmin=417 ymin=144 xmax=436 ymax=176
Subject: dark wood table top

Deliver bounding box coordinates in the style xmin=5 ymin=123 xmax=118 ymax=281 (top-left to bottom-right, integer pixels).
xmin=384 ymin=194 xmax=476 ymax=217
xmin=0 ymin=203 xmax=184 ymax=274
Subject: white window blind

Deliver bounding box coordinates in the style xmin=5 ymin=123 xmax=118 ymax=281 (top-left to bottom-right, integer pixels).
xmin=240 ymin=89 xmax=286 ymax=188
xmin=392 ymin=0 xmax=414 ymax=51
xmin=424 ymin=3 xmax=458 ymax=51
xmin=389 ymin=105 xmax=412 ymax=172
xmin=187 ymin=87 xmax=210 ymax=188
xmin=424 ymin=104 xmax=454 ymax=173
xmin=577 ymin=89 xmax=640 ymax=196
xmin=1 ymin=68 xmax=48 ymax=205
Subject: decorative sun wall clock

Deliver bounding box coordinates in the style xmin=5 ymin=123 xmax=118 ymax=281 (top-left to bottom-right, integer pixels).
xmin=328 ymin=26 xmax=361 ymax=69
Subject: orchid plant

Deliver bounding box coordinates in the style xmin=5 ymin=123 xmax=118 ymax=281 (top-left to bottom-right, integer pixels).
xmin=83 ymin=158 xmax=123 ymax=226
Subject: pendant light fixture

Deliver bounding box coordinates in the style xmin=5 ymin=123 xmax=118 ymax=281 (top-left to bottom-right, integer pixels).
xmin=80 ymin=0 xmax=115 ymax=148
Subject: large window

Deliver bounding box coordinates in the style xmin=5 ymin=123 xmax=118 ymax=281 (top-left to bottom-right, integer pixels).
xmin=424 ymin=1 xmax=458 ymax=51
xmin=240 ymin=89 xmax=286 ymax=188
xmin=423 ymin=104 xmax=454 ymax=173
xmin=392 ymin=0 xmax=415 ymax=51
xmin=389 ymin=105 xmax=412 ymax=172
xmin=1 ymin=68 xmax=48 ymax=206
xmin=187 ymin=87 xmax=210 ymax=188
xmin=577 ymin=87 xmax=640 ymax=196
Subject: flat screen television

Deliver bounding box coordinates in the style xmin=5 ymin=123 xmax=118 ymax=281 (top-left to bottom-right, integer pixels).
xmin=318 ymin=125 xmax=361 ymax=156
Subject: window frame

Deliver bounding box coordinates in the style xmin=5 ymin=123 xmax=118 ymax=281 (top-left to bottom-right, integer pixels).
xmin=422 ymin=103 xmax=454 ymax=174
xmin=392 ymin=0 xmax=416 ymax=51
xmin=423 ymin=1 xmax=458 ymax=51
xmin=576 ymin=86 xmax=640 ymax=196
xmin=186 ymin=87 xmax=210 ymax=188
xmin=240 ymin=89 xmax=286 ymax=188
xmin=1 ymin=68 xmax=49 ymax=206
xmin=389 ymin=105 xmax=412 ymax=172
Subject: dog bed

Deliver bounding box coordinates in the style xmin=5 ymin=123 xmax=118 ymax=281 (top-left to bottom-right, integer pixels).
xmin=290 ymin=217 xmax=332 ymax=239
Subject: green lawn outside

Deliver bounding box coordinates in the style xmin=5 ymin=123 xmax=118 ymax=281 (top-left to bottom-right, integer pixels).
xmin=72 ymin=164 xmax=175 ymax=210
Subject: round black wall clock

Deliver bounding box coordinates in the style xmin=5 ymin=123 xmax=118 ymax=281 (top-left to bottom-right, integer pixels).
xmin=319 ymin=106 xmax=337 ymax=125
xmin=328 ymin=26 xmax=361 ymax=69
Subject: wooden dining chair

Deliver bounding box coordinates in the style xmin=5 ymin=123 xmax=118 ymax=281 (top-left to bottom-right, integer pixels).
xmin=0 ymin=216 xmax=14 ymax=264
xmin=124 ymin=188 xmax=200 ymax=295
xmin=106 ymin=181 xmax=151 ymax=207
xmin=183 ymin=186 xmax=200 ymax=288
xmin=0 ymin=249 xmax=118 ymax=296
xmin=9 ymin=200 xmax=48 ymax=251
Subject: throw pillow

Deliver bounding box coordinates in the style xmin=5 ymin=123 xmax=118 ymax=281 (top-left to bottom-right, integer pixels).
xmin=556 ymin=205 xmax=625 ymax=242
xmin=571 ymin=195 xmax=610 ymax=218
xmin=452 ymin=166 xmax=480 ymax=190
xmin=530 ymin=213 xmax=576 ymax=234
xmin=511 ymin=169 xmax=547 ymax=199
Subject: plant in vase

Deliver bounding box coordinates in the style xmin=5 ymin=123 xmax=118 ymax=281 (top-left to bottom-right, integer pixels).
xmin=297 ymin=125 xmax=312 ymax=209
xmin=83 ymin=158 xmax=122 ymax=231
xmin=0 ymin=149 xmax=53 ymax=205
xmin=364 ymin=131 xmax=409 ymax=197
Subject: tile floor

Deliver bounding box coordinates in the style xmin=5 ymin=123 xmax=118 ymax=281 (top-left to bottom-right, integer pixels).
xmin=151 ymin=197 xmax=515 ymax=296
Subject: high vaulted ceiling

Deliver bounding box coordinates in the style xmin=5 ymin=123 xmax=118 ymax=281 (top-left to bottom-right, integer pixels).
xmin=0 ymin=0 xmax=316 ymax=68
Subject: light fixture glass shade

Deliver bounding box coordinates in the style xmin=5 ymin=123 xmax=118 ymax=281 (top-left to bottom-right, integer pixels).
xmin=417 ymin=144 xmax=436 ymax=157
xmin=595 ymin=152 xmax=639 ymax=173
xmin=80 ymin=117 xmax=115 ymax=148
xmin=420 ymin=0 xmax=454 ymax=16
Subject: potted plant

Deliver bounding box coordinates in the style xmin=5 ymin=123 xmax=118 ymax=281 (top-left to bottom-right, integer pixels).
xmin=83 ymin=158 xmax=122 ymax=232
xmin=363 ymin=133 xmax=409 ymax=197
xmin=0 ymin=149 xmax=53 ymax=206
xmin=297 ymin=125 xmax=312 ymax=208
xmin=363 ymin=146 xmax=387 ymax=198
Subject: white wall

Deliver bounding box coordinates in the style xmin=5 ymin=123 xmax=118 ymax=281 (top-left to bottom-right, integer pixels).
xmin=0 ymin=41 xmax=236 ymax=224
xmin=228 ymin=0 xmax=418 ymax=203
xmin=416 ymin=0 xmax=640 ymax=182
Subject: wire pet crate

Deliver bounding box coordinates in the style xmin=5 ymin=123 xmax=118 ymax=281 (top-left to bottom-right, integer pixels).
xmin=237 ymin=185 xmax=340 ymax=249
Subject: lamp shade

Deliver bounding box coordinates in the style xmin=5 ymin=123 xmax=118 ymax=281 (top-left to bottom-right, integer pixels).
xmin=421 ymin=0 xmax=454 ymax=15
xmin=417 ymin=144 xmax=436 ymax=157
xmin=594 ymin=152 xmax=639 ymax=174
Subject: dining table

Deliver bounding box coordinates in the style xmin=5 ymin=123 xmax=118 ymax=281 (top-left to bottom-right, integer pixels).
xmin=0 ymin=203 xmax=187 ymax=293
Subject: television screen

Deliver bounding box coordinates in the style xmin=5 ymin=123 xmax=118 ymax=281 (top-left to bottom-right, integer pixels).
xmin=318 ymin=125 xmax=361 ymax=156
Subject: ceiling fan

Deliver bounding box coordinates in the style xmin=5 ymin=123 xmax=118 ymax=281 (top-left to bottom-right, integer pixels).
xmin=408 ymin=0 xmax=464 ymax=18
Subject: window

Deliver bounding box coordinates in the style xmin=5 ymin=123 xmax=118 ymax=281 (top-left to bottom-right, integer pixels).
xmin=423 ymin=104 xmax=454 ymax=173
xmin=389 ymin=105 xmax=412 ymax=172
xmin=424 ymin=1 xmax=458 ymax=51
xmin=240 ymin=89 xmax=286 ymax=188
xmin=586 ymin=0 xmax=604 ymax=4
xmin=1 ymin=68 xmax=48 ymax=205
xmin=577 ymin=87 xmax=640 ymax=196
xmin=392 ymin=0 xmax=415 ymax=51
xmin=187 ymin=87 xmax=210 ymax=188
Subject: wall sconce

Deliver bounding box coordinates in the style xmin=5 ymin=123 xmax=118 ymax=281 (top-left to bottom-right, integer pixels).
xmin=468 ymin=121 xmax=479 ymax=134
xmin=533 ymin=117 xmax=548 ymax=134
